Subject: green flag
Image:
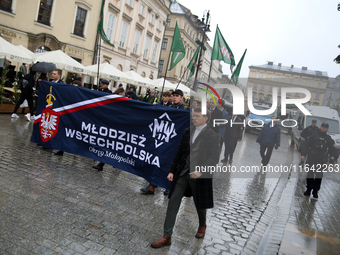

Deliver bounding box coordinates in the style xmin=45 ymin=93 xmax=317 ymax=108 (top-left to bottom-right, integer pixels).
xmin=211 ymin=25 xmax=235 ymax=71
xmin=97 ymin=0 xmax=115 ymax=47
xmin=231 ymin=49 xmax=247 ymax=85
xmin=185 ymin=46 xmax=200 ymax=84
xmin=169 ymin=22 xmax=185 ymax=71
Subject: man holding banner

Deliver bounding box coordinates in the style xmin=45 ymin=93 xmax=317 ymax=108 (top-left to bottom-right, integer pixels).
xmin=151 ymin=107 xmax=219 ymax=248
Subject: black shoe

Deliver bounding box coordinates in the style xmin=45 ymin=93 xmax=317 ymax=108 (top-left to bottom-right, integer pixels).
xmin=164 ymin=189 xmax=170 ymax=195
xmin=140 ymin=185 xmax=155 ymax=195
xmin=54 ymin=150 xmax=64 ymax=156
xmin=92 ymin=165 xmax=103 ymax=171
xmin=221 ymin=158 xmax=228 ymax=162
xmin=312 ymin=191 xmax=318 ymax=199
xmin=140 ymin=185 xmax=151 ymax=193
xmin=304 ymin=189 xmax=311 ymax=196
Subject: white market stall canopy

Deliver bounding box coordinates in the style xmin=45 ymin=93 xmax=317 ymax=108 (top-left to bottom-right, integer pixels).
xmin=86 ymin=63 xmax=130 ymax=82
xmin=152 ymin=78 xmax=176 ymax=91
xmin=0 ymin=37 xmax=34 ymax=64
xmin=177 ymin=83 xmax=191 ymax=96
xmin=15 ymin=45 xmax=35 ymax=59
xmin=34 ymin=50 xmax=89 ymax=75
xmin=123 ymin=71 xmax=154 ymax=87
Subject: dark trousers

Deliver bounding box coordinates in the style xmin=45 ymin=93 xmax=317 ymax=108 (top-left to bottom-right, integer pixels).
xmin=305 ymin=157 xmax=324 ymax=192
xmin=224 ymin=137 xmax=238 ymax=160
xmin=13 ymin=92 xmax=33 ymax=114
xmin=260 ymin=145 xmax=274 ymax=166
xmin=163 ymin=172 xmax=206 ymax=237
xmin=97 ymin=162 xmax=105 ymax=168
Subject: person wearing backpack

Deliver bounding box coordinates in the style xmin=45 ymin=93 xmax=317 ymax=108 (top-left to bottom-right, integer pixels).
xmin=11 ymin=69 xmax=36 ymax=120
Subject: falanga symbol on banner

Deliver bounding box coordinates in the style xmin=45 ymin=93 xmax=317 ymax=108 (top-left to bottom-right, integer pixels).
xmin=149 ymin=112 xmax=177 ymax=148
xmin=39 ymin=86 xmax=59 ymax=142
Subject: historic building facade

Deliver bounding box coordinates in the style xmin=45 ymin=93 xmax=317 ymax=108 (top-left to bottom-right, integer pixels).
xmin=323 ymin=76 xmax=340 ymax=109
xmin=98 ymin=0 xmax=171 ymax=81
xmin=0 ymin=0 xmax=101 ymax=68
xmin=157 ymin=1 xmax=221 ymax=87
xmin=246 ymin=62 xmax=329 ymax=107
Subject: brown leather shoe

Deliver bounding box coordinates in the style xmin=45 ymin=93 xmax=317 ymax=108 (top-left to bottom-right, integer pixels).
xmin=151 ymin=236 xmax=171 ymax=248
xmin=195 ymin=225 xmax=206 ymax=238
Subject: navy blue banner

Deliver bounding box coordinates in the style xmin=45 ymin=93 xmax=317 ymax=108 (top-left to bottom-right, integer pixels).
xmin=31 ymin=81 xmax=190 ymax=189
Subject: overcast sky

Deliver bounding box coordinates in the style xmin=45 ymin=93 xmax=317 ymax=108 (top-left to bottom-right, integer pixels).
xmin=178 ymin=0 xmax=340 ymax=84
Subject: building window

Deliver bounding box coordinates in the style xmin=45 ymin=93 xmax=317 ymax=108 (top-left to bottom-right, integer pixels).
xmin=143 ymin=37 xmax=151 ymax=59
xmin=106 ymin=13 xmax=116 ymax=41
xmin=263 ymin=74 xmax=267 ymax=79
xmin=161 ymin=38 xmax=168 ymax=50
xmin=269 ymin=86 xmax=272 ymax=92
xmin=298 ymin=80 xmax=302 ymax=85
xmin=157 ymin=20 xmax=161 ymax=30
xmin=151 ymin=42 xmax=158 ymax=63
xmin=310 ymin=82 xmax=314 ymax=87
xmin=255 ymin=73 xmax=259 ymax=78
xmin=119 ymin=21 xmax=129 ymax=48
xmin=149 ymin=13 xmax=154 ymax=24
xmin=183 ymin=23 xmax=186 ymax=30
xmin=260 ymin=85 xmax=264 ymax=91
xmin=132 ymin=30 xmax=141 ymax=54
xmin=158 ymin=60 xmax=164 ymax=72
xmin=318 ymin=83 xmax=322 ymax=88
xmin=295 ymin=92 xmax=300 ymax=96
xmin=315 ymin=94 xmax=320 ymax=99
xmin=38 ymin=0 xmax=54 ymax=26
xmin=0 ymin=0 xmax=12 ymax=12
xmin=166 ymin=19 xmax=170 ymax=27
xmin=329 ymin=93 xmax=333 ymax=99
xmin=139 ymin=4 xmax=144 ymax=16
xmin=126 ymin=0 xmax=132 ymax=6
xmin=73 ymin=7 xmax=87 ymax=37
xmin=271 ymin=76 xmax=275 ymax=81
xmin=253 ymin=84 xmax=257 ymax=89
xmin=289 ymin=78 xmax=293 ymax=84
xmin=327 ymin=101 xmax=331 ymax=107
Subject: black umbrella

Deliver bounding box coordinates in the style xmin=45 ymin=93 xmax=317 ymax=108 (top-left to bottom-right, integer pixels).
xmin=31 ymin=62 xmax=57 ymax=73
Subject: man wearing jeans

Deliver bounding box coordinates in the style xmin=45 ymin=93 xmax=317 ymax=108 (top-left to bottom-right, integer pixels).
xmin=256 ymin=116 xmax=281 ymax=166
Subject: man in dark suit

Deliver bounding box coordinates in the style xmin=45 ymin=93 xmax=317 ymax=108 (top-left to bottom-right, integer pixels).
xmin=151 ymin=107 xmax=220 ymax=248
xmin=51 ymin=69 xmax=64 ymax=83
xmin=208 ymin=98 xmax=223 ymax=135
xmin=51 ymin=69 xmax=66 ymax=156
xmin=221 ymin=112 xmax=244 ymax=164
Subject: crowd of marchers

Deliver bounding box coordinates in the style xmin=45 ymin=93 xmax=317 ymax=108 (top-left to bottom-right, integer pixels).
xmin=9 ymin=67 xmax=337 ymax=249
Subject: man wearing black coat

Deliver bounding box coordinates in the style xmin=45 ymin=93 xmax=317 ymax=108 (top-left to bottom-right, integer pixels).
xmin=301 ymin=122 xmax=335 ymax=199
xmin=208 ymin=98 xmax=223 ymax=135
xmin=151 ymin=107 xmax=220 ymax=248
xmin=98 ymin=79 xmax=112 ymax=93
xmin=92 ymin=79 xmax=112 ymax=170
xmin=11 ymin=70 xmax=36 ymax=119
xmin=256 ymin=116 xmax=281 ymax=166
xmin=221 ymin=113 xmax=244 ymax=164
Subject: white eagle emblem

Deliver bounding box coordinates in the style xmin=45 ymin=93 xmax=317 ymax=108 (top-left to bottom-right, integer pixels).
xmin=39 ymin=108 xmax=59 ymax=142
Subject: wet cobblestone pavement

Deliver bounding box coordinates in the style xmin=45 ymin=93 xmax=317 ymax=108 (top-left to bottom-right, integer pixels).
xmin=1 ymin=114 xmax=340 ymax=254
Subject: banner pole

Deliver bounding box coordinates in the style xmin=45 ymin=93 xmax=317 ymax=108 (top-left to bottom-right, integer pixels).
xmin=96 ymin=34 xmax=102 ymax=89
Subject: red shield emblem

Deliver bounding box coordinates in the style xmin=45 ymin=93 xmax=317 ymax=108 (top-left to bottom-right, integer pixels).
xmin=39 ymin=108 xmax=60 ymax=142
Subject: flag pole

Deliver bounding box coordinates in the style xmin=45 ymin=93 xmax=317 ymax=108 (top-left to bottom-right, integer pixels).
xmin=207 ymin=59 xmax=213 ymax=83
xmin=96 ymin=34 xmax=101 ymax=89
xmin=175 ymin=68 xmax=188 ymax=89
xmin=160 ymin=46 xmax=173 ymax=100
